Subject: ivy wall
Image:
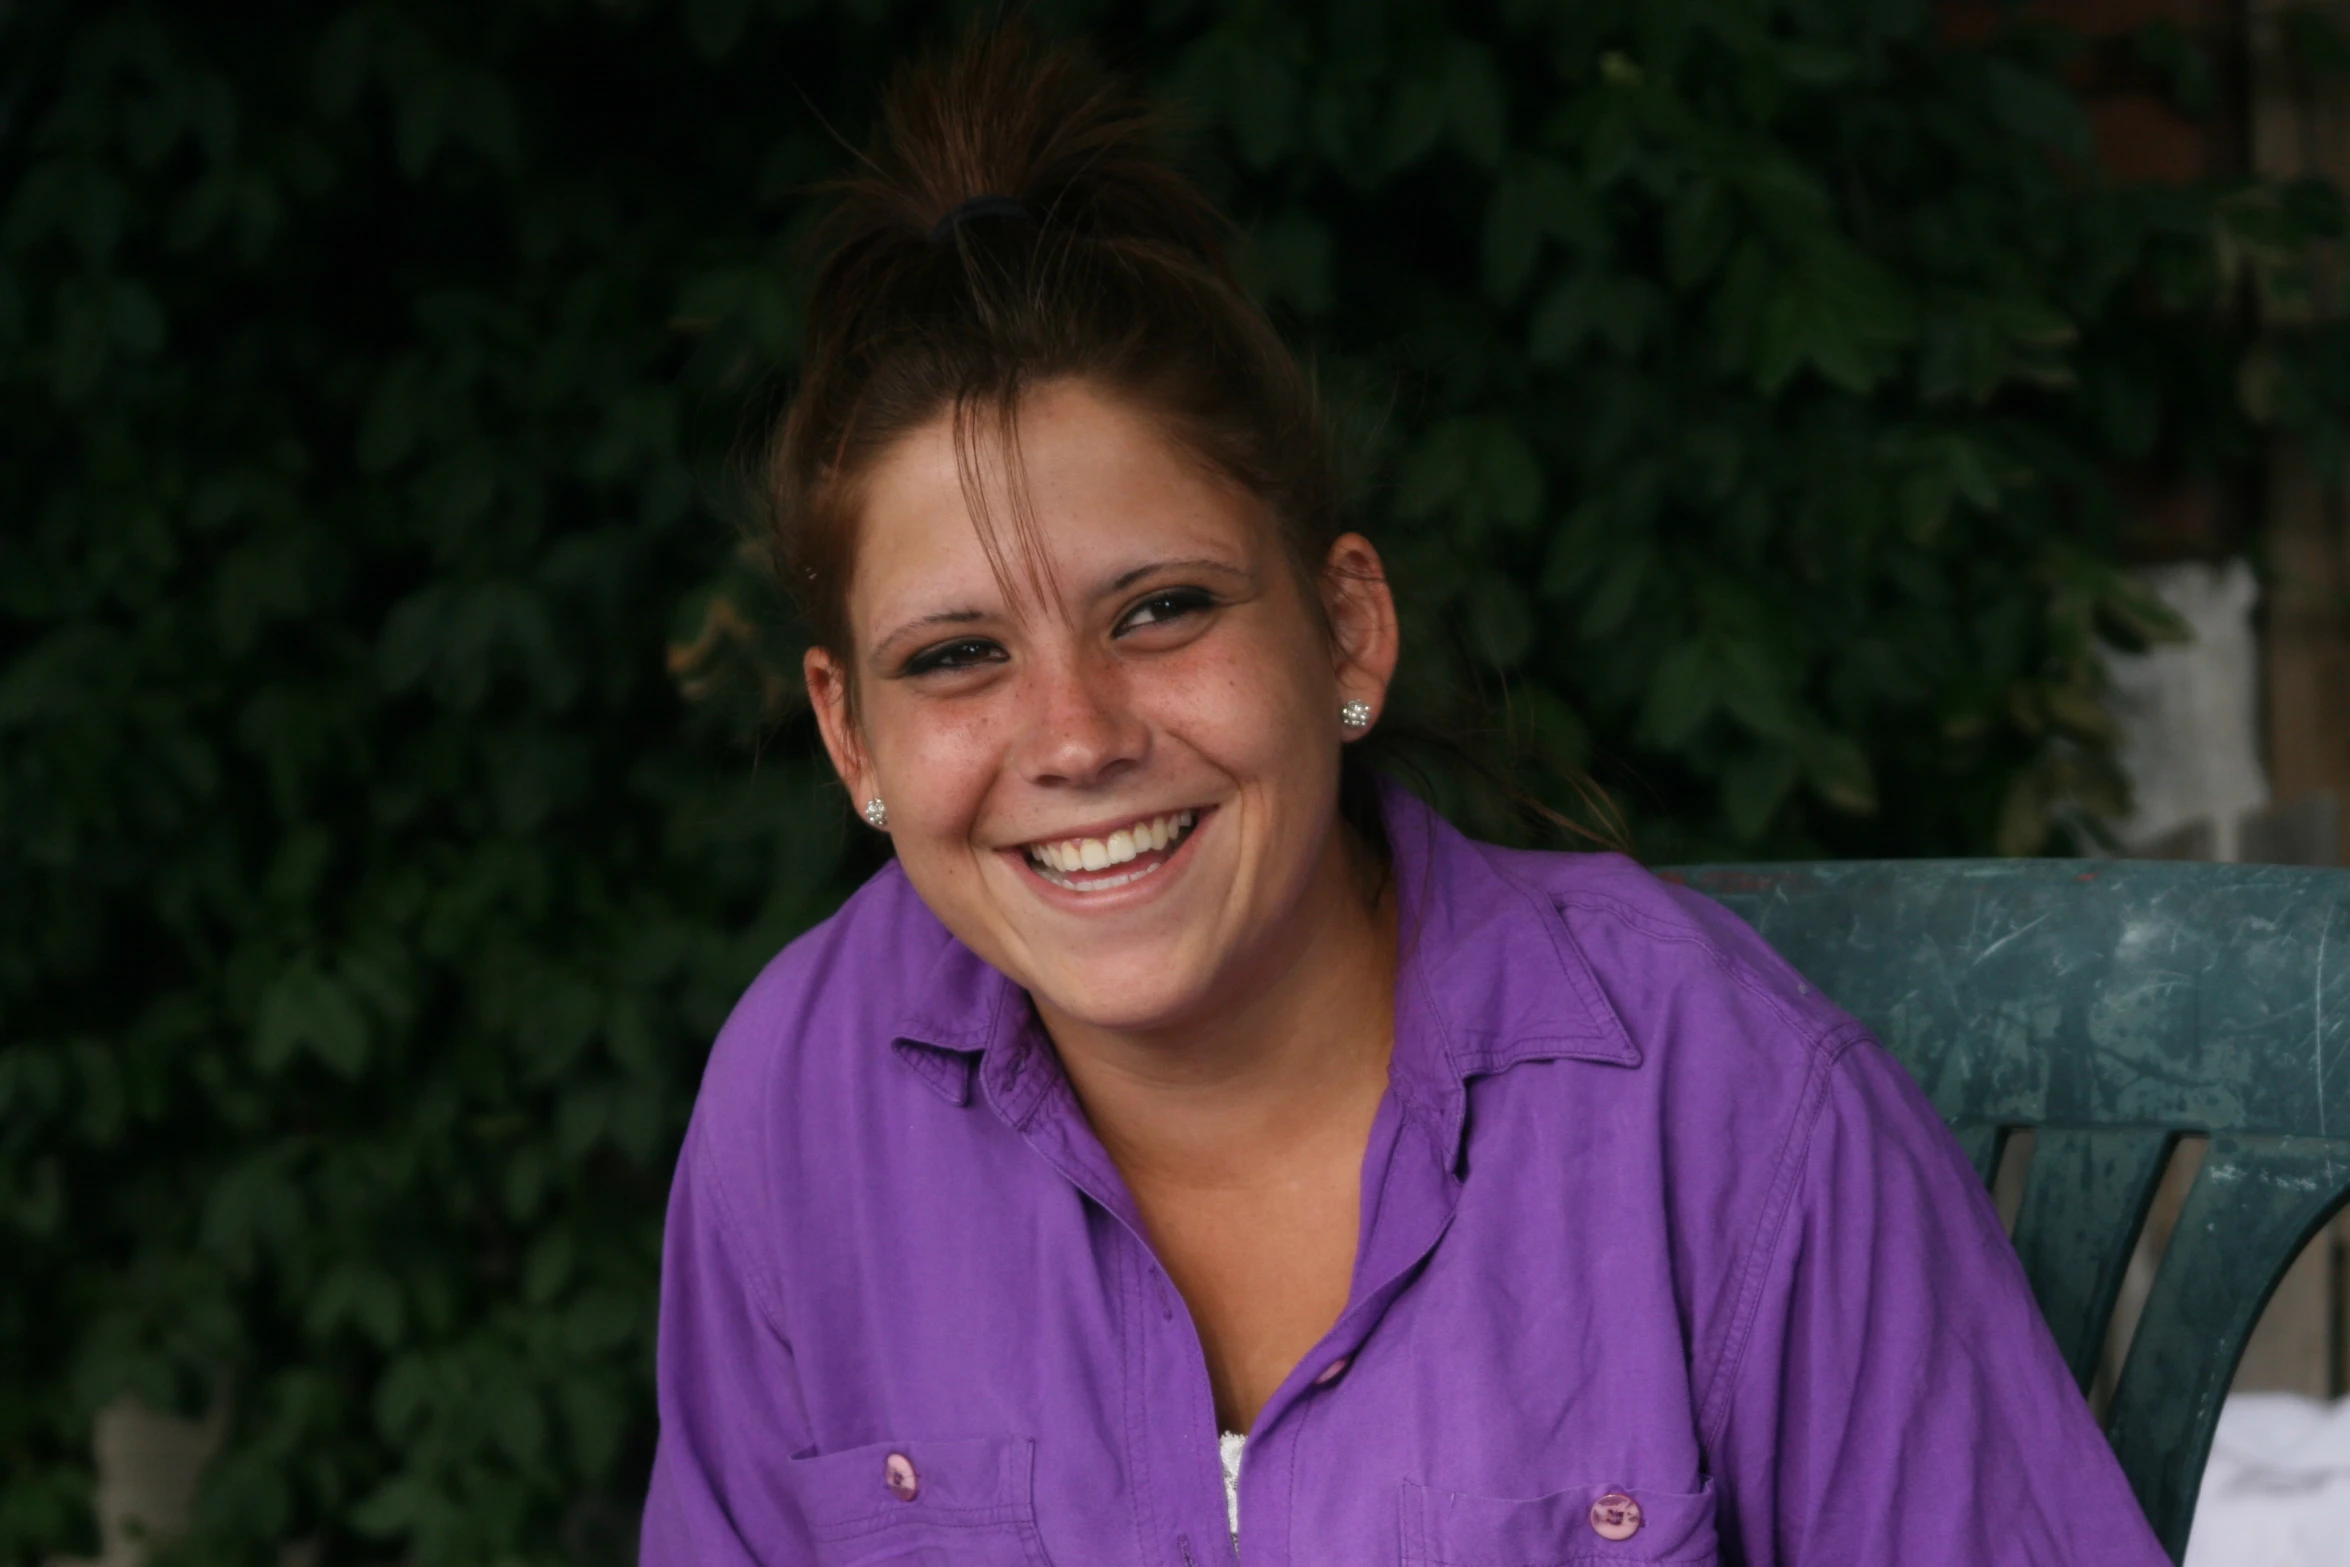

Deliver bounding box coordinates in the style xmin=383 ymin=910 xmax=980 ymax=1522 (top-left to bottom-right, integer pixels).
xmin=3 ymin=0 xmax=2346 ymax=1561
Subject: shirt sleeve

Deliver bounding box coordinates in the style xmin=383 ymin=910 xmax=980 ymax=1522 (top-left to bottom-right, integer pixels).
xmin=640 ymin=1123 xmax=818 ymax=1566
xmin=1711 ymin=1037 xmax=2172 ymax=1566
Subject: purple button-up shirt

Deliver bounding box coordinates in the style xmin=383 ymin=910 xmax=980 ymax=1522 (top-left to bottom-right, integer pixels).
xmin=644 ymin=785 xmax=2169 ymax=1565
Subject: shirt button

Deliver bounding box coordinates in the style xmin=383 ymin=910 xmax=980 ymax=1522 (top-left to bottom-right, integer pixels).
xmin=1312 ymin=1356 xmax=1349 ymax=1386
xmin=884 ymin=1452 xmax=919 ymax=1502
xmin=1589 ymin=1491 xmax=1641 ymax=1541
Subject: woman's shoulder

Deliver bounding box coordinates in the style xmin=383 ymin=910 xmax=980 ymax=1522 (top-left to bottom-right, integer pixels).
xmin=687 ymin=862 xmax=962 ymax=1168
xmin=1470 ymin=838 xmax=1867 ymax=1070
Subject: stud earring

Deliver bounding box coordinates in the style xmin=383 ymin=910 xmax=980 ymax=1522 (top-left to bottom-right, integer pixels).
xmin=862 ymin=798 xmax=890 ymax=830
xmin=1339 ymin=699 xmax=1374 ymax=730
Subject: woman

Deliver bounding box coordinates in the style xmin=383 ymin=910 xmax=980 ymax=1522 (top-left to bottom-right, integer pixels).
xmin=643 ymin=27 xmax=2167 ymax=1567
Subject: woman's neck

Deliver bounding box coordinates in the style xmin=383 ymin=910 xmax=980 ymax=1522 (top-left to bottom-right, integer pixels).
xmin=1036 ymin=826 xmax=1400 ymax=1192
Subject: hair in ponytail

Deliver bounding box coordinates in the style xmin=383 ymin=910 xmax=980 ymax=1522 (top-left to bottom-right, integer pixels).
xmin=769 ymin=22 xmax=1341 ymax=670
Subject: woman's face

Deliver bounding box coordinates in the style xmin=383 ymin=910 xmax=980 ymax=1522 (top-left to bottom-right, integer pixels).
xmin=805 ymin=379 xmax=1397 ymax=1037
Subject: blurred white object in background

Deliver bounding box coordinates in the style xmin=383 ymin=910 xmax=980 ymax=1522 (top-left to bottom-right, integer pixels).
xmin=2188 ymin=1393 xmax=2350 ymax=1566
xmin=46 ymin=1397 xmax=219 ymax=1567
xmin=2101 ymin=559 xmax=2269 ymax=860
xmin=43 ymin=1394 xmax=314 ymax=1567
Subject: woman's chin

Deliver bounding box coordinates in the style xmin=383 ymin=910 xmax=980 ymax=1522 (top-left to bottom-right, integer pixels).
xmin=1022 ymin=949 xmax=1228 ymax=1039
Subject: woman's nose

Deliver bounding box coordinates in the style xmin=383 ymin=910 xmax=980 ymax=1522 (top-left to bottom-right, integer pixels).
xmin=1017 ymin=653 xmax=1149 ymax=788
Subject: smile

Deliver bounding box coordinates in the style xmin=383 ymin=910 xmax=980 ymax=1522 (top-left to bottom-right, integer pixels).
xmin=1021 ymin=810 xmax=1199 ymax=892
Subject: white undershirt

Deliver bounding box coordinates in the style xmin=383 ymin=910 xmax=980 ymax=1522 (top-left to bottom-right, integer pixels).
xmin=1219 ymin=1430 xmax=1246 ymax=1543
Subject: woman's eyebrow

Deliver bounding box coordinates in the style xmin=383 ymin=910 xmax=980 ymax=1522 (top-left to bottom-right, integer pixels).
xmin=1100 ymin=557 xmax=1252 ymax=595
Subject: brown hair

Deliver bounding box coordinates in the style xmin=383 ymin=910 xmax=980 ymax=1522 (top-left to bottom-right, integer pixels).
xmin=767 ymin=22 xmax=1341 ymax=667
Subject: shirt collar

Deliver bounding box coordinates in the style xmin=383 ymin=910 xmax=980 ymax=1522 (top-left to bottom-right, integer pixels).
xmin=887 ymin=778 xmax=1639 ymax=1166
xmin=886 ymin=920 xmax=1048 ymax=1123
xmin=1376 ymin=776 xmax=1640 ymax=1166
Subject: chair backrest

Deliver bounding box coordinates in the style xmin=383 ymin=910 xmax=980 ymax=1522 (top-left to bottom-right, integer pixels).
xmin=1671 ymin=859 xmax=2350 ymax=1563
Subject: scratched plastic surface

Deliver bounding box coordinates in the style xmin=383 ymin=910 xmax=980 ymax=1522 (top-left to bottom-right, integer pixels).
xmin=1671 ymin=859 xmax=2350 ymax=1564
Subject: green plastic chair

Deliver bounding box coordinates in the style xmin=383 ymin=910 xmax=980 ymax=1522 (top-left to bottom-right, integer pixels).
xmin=1672 ymin=858 xmax=2350 ymax=1563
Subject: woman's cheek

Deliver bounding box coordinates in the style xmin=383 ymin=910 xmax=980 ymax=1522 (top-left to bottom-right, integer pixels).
xmin=882 ymin=691 xmax=1005 ymax=805
xmin=1158 ymin=627 xmax=1320 ymax=761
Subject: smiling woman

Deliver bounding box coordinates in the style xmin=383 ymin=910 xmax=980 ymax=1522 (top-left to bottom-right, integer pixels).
xmin=809 ymin=379 xmax=1397 ymax=1046
xmin=641 ymin=22 xmax=2173 ymax=1567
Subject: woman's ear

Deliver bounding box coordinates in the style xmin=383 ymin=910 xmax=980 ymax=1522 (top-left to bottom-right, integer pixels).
xmin=804 ymin=645 xmax=872 ymax=801
xmin=1319 ymin=532 xmax=1400 ymax=725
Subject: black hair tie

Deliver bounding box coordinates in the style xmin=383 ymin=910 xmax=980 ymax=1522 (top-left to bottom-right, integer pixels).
xmin=930 ymin=194 xmax=1034 ymax=244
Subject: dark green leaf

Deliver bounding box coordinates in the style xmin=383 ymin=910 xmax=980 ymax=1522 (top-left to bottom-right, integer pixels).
xmin=1638 ymin=642 xmax=1716 ymax=749
xmin=1722 ymin=745 xmax=1800 ymax=839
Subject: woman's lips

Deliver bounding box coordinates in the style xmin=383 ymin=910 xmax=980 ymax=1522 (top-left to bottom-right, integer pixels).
xmin=1017 ymin=808 xmax=1201 ymax=893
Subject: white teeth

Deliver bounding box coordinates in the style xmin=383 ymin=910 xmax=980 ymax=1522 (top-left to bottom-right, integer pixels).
xmin=1024 ymin=810 xmax=1200 ymax=887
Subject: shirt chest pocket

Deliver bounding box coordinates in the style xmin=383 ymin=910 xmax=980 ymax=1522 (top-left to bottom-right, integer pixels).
xmin=1401 ymin=1476 xmax=1718 ymax=1566
xmin=785 ymin=1436 xmax=1054 ymax=1567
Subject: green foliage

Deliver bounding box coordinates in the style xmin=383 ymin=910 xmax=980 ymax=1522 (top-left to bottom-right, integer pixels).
xmin=1150 ymin=2 xmax=2312 ymax=864
xmin=2 ymin=0 xmax=2343 ymax=1561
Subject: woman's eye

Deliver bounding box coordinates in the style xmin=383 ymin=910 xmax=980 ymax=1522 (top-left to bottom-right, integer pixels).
xmin=903 ymin=637 xmax=1005 ymax=675
xmin=1116 ymin=588 xmax=1215 ymax=634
